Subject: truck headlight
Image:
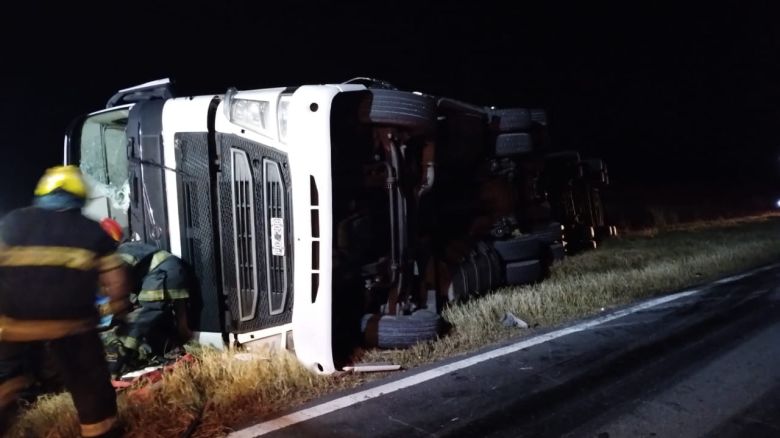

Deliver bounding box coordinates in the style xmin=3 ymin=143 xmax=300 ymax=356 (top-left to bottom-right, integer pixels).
xmin=224 ymin=87 xmax=270 ymax=135
xmin=277 ymin=95 xmax=292 ymax=143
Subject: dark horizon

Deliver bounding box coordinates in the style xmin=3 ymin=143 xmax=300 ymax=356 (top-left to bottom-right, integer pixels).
xmin=1 ymin=2 xmax=779 ymax=215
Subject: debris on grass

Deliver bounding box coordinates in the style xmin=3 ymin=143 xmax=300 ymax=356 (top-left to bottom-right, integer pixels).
xmin=342 ymin=363 xmax=402 ymax=373
xmin=501 ymin=312 xmax=530 ymax=329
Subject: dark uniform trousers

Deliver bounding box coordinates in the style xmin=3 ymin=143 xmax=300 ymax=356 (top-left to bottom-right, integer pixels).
xmin=0 ymin=206 xmax=124 ymax=437
xmin=0 ymin=332 xmax=118 ymax=436
xmin=106 ymin=243 xmax=190 ymax=376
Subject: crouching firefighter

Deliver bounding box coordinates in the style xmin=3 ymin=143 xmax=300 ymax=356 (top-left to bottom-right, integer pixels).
xmin=99 ymin=219 xmax=192 ymax=378
xmin=0 ymin=166 xmax=130 ymax=437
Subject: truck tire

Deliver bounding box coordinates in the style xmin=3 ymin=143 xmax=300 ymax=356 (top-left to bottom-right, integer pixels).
xmin=494 ymin=133 xmax=533 ymax=157
xmin=449 ymin=260 xmax=473 ymax=302
xmin=450 ymin=243 xmax=503 ymax=301
xmin=505 ymin=260 xmax=542 ymax=285
xmin=476 ymin=242 xmax=503 ymax=292
xmin=492 ymin=235 xmax=541 ymax=262
xmin=488 ymin=108 xmax=532 ymax=132
xmin=364 ymin=89 xmax=436 ymax=131
xmin=363 ymin=310 xmax=443 ymax=349
xmin=462 ymin=253 xmax=480 ymax=297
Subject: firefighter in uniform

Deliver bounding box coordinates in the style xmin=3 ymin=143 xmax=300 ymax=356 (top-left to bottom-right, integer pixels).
xmin=99 ymin=219 xmax=192 ymax=377
xmin=0 ymin=166 xmax=129 ymax=437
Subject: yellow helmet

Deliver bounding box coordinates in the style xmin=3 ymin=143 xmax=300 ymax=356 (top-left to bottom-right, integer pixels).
xmin=34 ymin=165 xmax=88 ymax=199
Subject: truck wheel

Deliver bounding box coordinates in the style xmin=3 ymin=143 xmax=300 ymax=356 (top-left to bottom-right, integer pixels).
xmin=505 ymin=260 xmax=542 ymax=285
xmin=364 ymin=89 xmax=436 ymax=131
xmin=463 ymin=253 xmax=480 ymax=297
xmin=476 ymin=242 xmax=503 ymax=292
xmin=450 ymin=243 xmax=503 ymax=301
xmin=492 ymin=235 xmax=541 ymax=262
xmin=488 ymin=108 xmax=532 ymax=132
xmin=494 ymin=133 xmax=533 ymax=157
xmin=449 ymin=261 xmax=471 ymax=302
xmin=363 ymin=310 xmax=444 ymax=349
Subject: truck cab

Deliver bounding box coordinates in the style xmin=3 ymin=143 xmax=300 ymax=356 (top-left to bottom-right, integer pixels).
xmin=67 ymin=79 xmax=379 ymax=373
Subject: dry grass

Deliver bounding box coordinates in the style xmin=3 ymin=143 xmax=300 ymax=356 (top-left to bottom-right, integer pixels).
xmin=7 ymin=349 xmax=343 ymax=438
xmin=10 ymin=214 xmax=780 ymax=437
xmin=7 ymin=393 xmax=79 ymax=438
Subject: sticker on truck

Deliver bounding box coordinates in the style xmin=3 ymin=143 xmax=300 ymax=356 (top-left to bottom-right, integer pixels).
xmin=271 ymin=217 xmax=285 ymax=256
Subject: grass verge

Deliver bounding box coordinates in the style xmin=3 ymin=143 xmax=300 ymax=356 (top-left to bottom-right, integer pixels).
xmin=9 ymin=214 xmax=780 ymax=437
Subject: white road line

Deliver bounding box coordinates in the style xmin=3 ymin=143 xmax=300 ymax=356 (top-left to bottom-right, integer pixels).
xmin=229 ymin=291 xmax=700 ymax=437
xmin=229 ymin=262 xmax=780 ymax=438
xmin=713 ymin=272 xmax=753 ymax=285
xmin=713 ymin=263 xmax=779 ymax=285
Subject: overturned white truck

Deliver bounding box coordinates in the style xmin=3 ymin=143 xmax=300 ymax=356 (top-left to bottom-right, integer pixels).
xmin=65 ymin=78 xmax=603 ymax=373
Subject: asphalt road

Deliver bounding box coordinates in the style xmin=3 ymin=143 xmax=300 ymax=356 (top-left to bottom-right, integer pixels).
xmin=231 ymin=264 xmax=780 ymax=438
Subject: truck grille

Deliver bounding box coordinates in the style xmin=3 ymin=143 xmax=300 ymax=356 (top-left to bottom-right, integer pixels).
xmin=264 ymin=159 xmax=288 ymax=315
xmin=231 ymin=149 xmax=258 ymax=321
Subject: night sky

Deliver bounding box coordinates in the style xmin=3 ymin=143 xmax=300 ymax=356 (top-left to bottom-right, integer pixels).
xmin=1 ymin=1 xmax=779 ymax=215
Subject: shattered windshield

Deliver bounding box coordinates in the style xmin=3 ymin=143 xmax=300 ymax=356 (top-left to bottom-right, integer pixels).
xmin=79 ymin=108 xmax=131 ymax=228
